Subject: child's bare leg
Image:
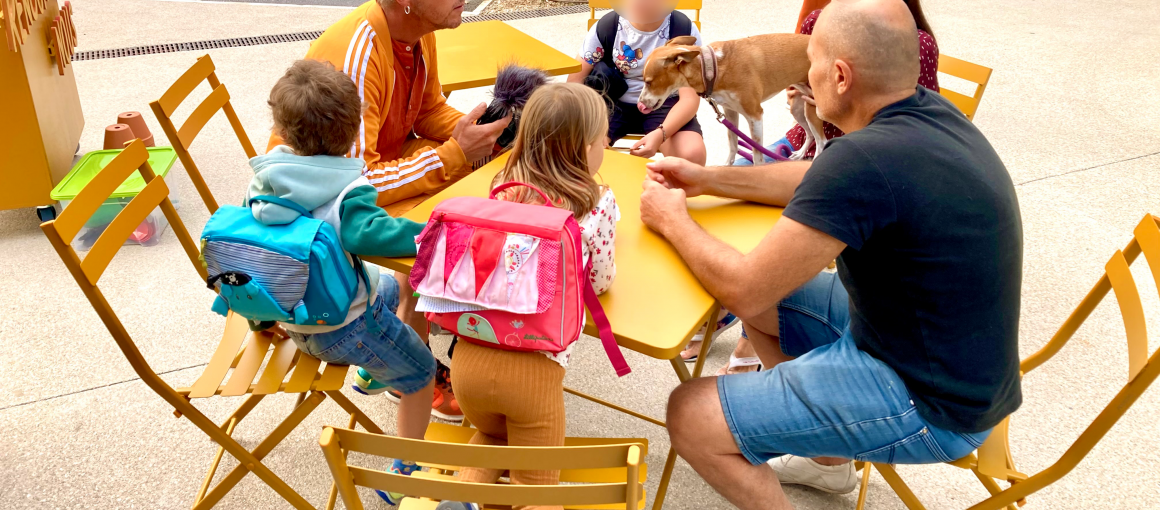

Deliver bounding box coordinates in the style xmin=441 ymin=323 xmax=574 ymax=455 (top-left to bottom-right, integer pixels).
xmin=680 ymin=308 xmax=732 ymax=360
xmin=395 ymin=271 xmax=429 ymax=345
xmin=716 ymin=326 xmax=761 ymax=376
xmin=660 ymin=130 xmax=707 ymax=166
xmin=397 ymin=379 xmax=435 ymax=440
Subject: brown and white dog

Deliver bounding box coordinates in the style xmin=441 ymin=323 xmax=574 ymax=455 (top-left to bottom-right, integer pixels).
xmin=639 ymin=34 xmax=826 ymax=164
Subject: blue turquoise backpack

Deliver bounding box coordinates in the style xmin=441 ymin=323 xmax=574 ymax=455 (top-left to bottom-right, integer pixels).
xmin=200 ymin=195 xmax=373 ymax=329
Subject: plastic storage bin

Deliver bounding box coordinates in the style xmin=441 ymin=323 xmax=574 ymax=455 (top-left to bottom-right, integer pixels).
xmin=50 ymin=147 xmax=179 ymax=251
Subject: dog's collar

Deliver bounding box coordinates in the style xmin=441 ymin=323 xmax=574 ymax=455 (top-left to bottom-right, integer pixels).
xmin=698 ymin=45 xmax=718 ymax=98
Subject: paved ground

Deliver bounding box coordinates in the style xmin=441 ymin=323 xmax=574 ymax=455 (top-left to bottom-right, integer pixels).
xmin=3 ymin=0 xmax=1160 ymax=509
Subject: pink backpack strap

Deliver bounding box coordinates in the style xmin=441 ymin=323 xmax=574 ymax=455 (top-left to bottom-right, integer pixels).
xmin=490 ymin=181 xmax=553 ymax=204
xmin=583 ymin=260 xmax=631 ymax=377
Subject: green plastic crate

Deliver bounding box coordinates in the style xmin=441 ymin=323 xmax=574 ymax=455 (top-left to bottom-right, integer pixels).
xmin=50 ymin=146 xmax=178 ymax=201
xmin=49 ymin=147 xmax=179 ymax=249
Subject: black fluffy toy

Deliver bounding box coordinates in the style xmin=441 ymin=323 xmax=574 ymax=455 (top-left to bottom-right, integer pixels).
xmin=477 ymin=64 xmax=550 ymax=151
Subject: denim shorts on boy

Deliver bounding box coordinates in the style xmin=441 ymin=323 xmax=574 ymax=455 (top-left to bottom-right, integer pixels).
xmin=287 ymin=274 xmax=435 ymax=395
xmin=718 ymin=271 xmax=992 ymax=465
xmin=608 ymin=96 xmax=703 ymax=144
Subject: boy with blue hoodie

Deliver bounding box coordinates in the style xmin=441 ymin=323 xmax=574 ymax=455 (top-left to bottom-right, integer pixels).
xmin=248 ymin=59 xmax=432 ymax=504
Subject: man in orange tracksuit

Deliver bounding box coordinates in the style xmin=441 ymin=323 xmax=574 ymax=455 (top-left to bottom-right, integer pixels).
xmin=271 ymin=0 xmax=511 ymax=423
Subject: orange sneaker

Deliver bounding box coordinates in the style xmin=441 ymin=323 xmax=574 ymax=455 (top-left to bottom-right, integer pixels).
xmin=431 ymin=362 xmax=463 ymax=422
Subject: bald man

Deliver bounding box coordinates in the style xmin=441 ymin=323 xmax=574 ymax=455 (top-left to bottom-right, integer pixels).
xmin=639 ymin=0 xmax=1022 ymax=507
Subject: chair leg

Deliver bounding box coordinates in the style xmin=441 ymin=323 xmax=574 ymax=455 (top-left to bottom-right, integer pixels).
xmin=194 ymin=394 xmax=267 ymax=503
xmin=971 ymin=468 xmax=1019 ymax=510
xmin=195 ymin=416 xmax=238 ymax=504
xmin=855 ymin=461 xmax=872 ymax=510
xmin=650 ymin=447 xmax=681 ymax=510
xmin=324 ymin=390 xmax=384 ymax=435
xmin=194 ymin=391 xmax=327 ymax=510
xmin=691 ymin=304 xmax=721 ymax=379
xmin=873 ymin=463 xmax=927 ymax=510
xmin=326 ymin=413 xmax=359 ymax=510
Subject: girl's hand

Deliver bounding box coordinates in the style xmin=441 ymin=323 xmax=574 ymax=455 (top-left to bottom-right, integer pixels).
xmin=630 ymin=129 xmax=664 ymax=159
xmin=786 ymin=87 xmax=800 ymax=106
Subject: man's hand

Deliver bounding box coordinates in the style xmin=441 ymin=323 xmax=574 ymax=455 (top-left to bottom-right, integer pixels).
xmin=452 ymin=103 xmax=512 ymax=163
xmin=640 ymin=179 xmax=692 ymax=236
xmin=646 ymin=157 xmax=710 ymax=197
xmin=629 ymin=129 xmax=663 ymax=159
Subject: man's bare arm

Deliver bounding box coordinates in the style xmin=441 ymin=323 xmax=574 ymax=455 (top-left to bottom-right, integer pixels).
xmin=706 ymin=161 xmax=811 ymax=207
xmin=642 ymin=183 xmax=845 ymax=320
xmin=646 ymin=159 xmax=811 ymax=207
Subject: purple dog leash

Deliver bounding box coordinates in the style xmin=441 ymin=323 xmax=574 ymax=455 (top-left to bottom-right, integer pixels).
xmin=709 ymin=98 xmax=793 ymax=163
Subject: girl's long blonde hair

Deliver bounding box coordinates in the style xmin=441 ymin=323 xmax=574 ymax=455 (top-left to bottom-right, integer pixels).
xmin=491 ymin=83 xmax=608 ymax=219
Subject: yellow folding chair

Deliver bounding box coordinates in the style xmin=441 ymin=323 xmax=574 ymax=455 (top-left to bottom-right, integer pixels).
xmin=937 ymin=54 xmax=992 ymax=122
xmin=587 ymin=0 xmax=702 ymax=30
xmin=40 ymin=139 xmax=383 ymax=510
xmin=149 ymin=54 xmax=257 ymax=214
xmin=321 ymin=422 xmax=649 ymax=510
xmin=854 ymin=213 xmax=1160 ymax=510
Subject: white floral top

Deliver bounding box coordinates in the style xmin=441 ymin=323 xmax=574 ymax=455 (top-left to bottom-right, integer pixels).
xmin=541 ymin=188 xmax=620 ymax=367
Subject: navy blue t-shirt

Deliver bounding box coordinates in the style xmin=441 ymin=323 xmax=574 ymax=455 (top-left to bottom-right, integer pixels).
xmin=783 ymin=87 xmax=1023 ymax=433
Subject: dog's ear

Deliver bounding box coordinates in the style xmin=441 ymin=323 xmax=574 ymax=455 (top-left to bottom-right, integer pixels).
xmin=674 ymin=49 xmax=700 ymax=65
xmin=666 ymin=36 xmax=698 ymax=47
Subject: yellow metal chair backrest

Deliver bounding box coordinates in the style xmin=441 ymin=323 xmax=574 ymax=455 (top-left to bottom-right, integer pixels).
xmin=858 ymin=214 xmax=1160 ymax=510
xmin=40 ymin=139 xmax=379 ymax=510
xmin=320 ymin=425 xmax=646 ymax=510
xmin=40 ymin=139 xmax=206 ymax=385
xmin=149 ymin=54 xmax=256 ymax=214
xmin=979 ymin=214 xmax=1160 ymax=500
xmin=937 ymin=54 xmax=992 ymax=122
xmin=588 ymin=0 xmax=702 ymax=30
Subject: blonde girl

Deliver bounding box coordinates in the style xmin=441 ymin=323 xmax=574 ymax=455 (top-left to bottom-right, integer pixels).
xmin=450 ymin=83 xmax=620 ymax=510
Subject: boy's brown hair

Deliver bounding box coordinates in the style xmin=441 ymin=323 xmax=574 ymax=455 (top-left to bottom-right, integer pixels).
xmin=269 ymin=59 xmax=362 ymax=157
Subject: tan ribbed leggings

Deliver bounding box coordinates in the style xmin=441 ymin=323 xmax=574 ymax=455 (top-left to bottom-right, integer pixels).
xmin=451 ymin=341 xmax=566 ymax=510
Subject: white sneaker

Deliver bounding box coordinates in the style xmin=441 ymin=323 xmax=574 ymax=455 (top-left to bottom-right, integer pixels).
xmin=768 ymin=455 xmax=858 ymax=494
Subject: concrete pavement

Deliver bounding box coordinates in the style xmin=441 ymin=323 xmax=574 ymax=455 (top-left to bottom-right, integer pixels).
xmin=2 ymin=0 xmax=1159 ymax=508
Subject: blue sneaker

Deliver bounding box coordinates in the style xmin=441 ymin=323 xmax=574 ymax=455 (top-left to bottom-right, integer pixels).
xmin=352 ymin=367 xmax=391 ymax=395
xmin=376 ymin=458 xmax=421 ymax=505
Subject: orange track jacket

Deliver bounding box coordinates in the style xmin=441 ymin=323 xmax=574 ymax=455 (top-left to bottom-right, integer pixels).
xmin=268 ymin=1 xmax=468 ymax=209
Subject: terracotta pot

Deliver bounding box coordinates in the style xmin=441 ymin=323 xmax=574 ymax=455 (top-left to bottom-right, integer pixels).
xmin=117 ymin=111 xmax=154 ymax=146
xmin=103 ymin=124 xmax=136 ymax=150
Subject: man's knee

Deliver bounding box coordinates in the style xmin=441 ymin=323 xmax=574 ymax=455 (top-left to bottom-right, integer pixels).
xmin=667 ymin=378 xmax=719 ymax=449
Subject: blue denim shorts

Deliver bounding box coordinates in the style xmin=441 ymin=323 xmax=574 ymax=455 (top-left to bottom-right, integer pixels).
xmin=288 ymin=274 xmax=435 ymax=395
xmin=719 ymin=271 xmax=991 ymax=465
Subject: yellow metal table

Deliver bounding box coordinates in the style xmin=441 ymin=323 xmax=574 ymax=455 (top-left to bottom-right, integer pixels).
xmin=434 ymin=20 xmax=580 ymax=94
xmin=365 ymin=150 xmax=783 ymax=510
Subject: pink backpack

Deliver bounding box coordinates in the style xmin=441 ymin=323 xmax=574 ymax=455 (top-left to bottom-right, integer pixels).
xmin=409 ymin=182 xmax=631 ymax=376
